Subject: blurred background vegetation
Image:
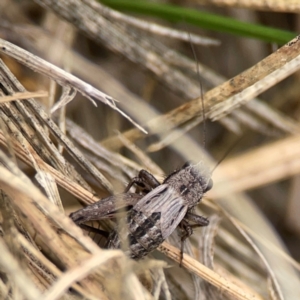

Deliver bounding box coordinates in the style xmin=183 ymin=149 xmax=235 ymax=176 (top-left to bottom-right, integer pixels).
xmin=0 ymin=0 xmax=300 ymax=299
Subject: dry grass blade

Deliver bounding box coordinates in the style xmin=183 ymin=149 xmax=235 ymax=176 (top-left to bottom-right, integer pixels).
xmin=211 ymin=134 xmax=300 ymax=197
xmin=43 ymin=250 xmax=125 ymax=300
xmin=103 ymin=35 xmax=300 ymax=150
xmin=200 ymin=0 xmax=300 ymax=13
xmin=35 ymin=171 xmax=64 ymax=213
xmin=18 ymin=233 xmax=98 ymax=300
xmin=51 ymin=86 xmax=76 ymax=114
xmin=210 ymin=42 xmax=300 ymax=121
xmin=0 ymin=58 xmax=114 ymax=194
xmin=0 ymin=90 xmax=48 ymax=103
xmin=159 ymin=242 xmax=263 ymax=300
xmin=0 ymin=237 xmax=42 ymax=300
xmin=0 ymin=161 xmax=100 ymax=255
xmin=0 ymin=128 xmax=97 ymax=206
xmin=0 ymin=38 xmax=146 ymax=134
xmin=216 ymin=192 xmax=300 ymax=298
xmin=0 ymin=38 xmax=111 ymax=106
xmin=64 ymin=119 xmax=140 ymax=181
xmin=224 ymin=211 xmax=285 ymax=300
xmin=117 ymin=133 xmax=163 ymax=176
xmin=226 ymin=216 xmax=300 ymax=273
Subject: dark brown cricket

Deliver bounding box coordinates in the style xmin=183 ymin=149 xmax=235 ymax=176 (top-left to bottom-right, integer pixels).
xmin=70 ymin=162 xmax=212 ymax=259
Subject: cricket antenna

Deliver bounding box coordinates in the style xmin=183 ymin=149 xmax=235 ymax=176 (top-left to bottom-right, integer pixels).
xmin=188 ymin=33 xmax=206 ymax=149
xmin=212 ymin=135 xmax=245 ymax=174
xmin=188 ymin=35 xmax=240 ymax=176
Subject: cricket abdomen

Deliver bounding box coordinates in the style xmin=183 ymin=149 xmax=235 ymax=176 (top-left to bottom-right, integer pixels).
xmin=106 ymin=209 xmax=164 ymax=259
xmin=130 ymin=209 xmax=164 ymax=258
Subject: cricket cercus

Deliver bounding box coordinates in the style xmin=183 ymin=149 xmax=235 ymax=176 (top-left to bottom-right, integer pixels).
xmin=70 ymin=162 xmax=212 ymax=259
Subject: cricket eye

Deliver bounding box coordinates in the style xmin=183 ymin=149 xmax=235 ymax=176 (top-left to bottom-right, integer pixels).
xmin=205 ymin=178 xmax=213 ymax=192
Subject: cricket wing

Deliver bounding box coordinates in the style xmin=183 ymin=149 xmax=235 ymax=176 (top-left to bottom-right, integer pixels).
xmin=133 ymin=184 xmax=188 ymax=239
xmin=70 ymin=193 xmax=142 ymax=224
xmin=159 ymin=191 xmax=188 ymax=239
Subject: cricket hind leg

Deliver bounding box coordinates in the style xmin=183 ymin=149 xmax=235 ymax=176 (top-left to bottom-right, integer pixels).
xmin=78 ymin=224 xmax=110 ymax=238
xmin=179 ymin=212 xmax=209 ymax=266
xmin=124 ymin=169 xmax=160 ymax=193
xmin=78 ymin=223 xmax=110 ymax=248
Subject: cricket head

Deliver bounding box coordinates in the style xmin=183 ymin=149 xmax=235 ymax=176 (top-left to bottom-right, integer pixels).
xmin=163 ymin=162 xmax=212 ymax=208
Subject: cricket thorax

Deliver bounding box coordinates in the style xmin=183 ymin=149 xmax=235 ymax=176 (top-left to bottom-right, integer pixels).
xmin=164 ymin=163 xmax=212 ymax=208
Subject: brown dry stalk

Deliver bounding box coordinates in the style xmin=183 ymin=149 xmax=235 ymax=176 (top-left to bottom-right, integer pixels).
xmin=159 ymin=242 xmax=263 ymax=300
xmin=211 ymin=134 xmax=300 ymax=197
xmin=0 ymin=91 xmax=48 ymax=103
xmin=197 ymin=0 xmax=300 ymax=13
xmin=0 ymin=38 xmax=146 ymax=134
xmin=43 ymin=250 xmax=126 ymax=300
xmin=0 ymin=237 xmax=42 ymax=300
xmin=103 ymin=35 xmax=300 ymax=150
xmin=0 ymin=130 xmax=96 ymax=206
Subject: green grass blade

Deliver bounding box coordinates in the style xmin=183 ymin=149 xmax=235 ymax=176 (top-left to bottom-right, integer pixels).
xmin=100 ymin=0 xmax=297 ymax=44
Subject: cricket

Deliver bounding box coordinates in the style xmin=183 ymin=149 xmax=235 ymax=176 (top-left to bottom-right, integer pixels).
xmin=70 ymin=162 xmax=212 ymax=260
